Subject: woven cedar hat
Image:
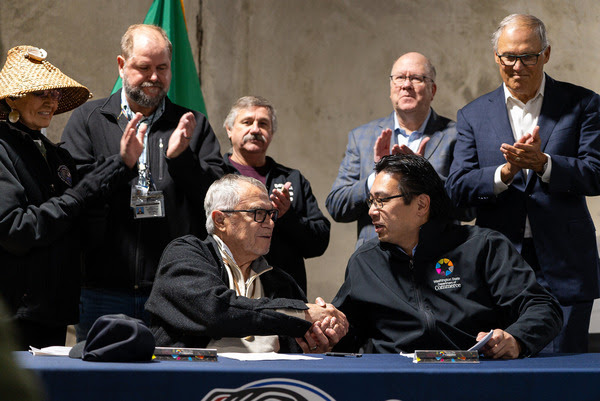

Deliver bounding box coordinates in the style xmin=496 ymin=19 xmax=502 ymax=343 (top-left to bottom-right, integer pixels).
xmin=0 ymin=45 xmax=91 ymax=120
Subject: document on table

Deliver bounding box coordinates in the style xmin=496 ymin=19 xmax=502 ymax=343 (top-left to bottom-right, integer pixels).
xmin=220 ymin=352 xmax=322 ymax=361
xmin=29 ymin=346 xmax=72 ymax=356
xmin=398 ymin=330 xmax=495 ymax=358
xmin=468 ymin=330 xmax=494 ymax=351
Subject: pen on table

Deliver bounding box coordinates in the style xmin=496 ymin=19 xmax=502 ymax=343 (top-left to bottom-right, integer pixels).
xmin=324 ymin=352 xmax=362 ymax=357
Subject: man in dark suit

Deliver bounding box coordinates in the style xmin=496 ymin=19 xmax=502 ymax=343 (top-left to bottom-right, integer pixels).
xmin=327 ymin=52 xmax=461 ymax=249
xmin=447 ymin=14 xmax=600 ymax=353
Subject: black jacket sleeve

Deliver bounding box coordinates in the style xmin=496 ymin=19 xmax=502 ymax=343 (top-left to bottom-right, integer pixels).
xmin=145 ymin=236 xmax=311 ymax=340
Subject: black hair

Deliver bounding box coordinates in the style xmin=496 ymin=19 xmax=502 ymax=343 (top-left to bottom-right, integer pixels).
xmin=375 ymin=154 xmax=452 ymax=221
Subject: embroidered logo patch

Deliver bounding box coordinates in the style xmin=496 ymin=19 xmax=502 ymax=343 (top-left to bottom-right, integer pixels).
xmin=434 ymin=258 xmax=462 ymax=291
xmin=435 ymin=258 xmax=454 ymax=276
xmin=57 ymin=165 xmax=72 ymax=187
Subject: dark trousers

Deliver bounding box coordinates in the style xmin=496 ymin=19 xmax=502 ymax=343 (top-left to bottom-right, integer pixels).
xmin=522 ymin=238 xmax=593 ymax=353
xmin=76 ymin=288 xmax=150 ymax=342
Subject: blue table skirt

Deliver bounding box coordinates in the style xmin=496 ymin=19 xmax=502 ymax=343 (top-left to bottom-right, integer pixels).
xmin=15 ymin=352 xmax=600 ymax=401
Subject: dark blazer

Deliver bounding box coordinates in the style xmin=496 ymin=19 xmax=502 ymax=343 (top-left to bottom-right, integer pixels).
xmin=447 ymin=75 xmax=600 ymax=304
xmin=327 ymin=109 xmax=459 ymax=248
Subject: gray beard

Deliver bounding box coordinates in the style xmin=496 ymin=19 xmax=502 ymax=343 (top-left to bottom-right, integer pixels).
xmin=123 ymin=79 xmax=167 ymax=109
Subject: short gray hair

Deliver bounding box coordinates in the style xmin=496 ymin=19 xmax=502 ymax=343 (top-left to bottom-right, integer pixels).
xmin=223 ymin=95 xmax=277 ymax=134
xmin=204 ymin=174 xmax=268 ymax=234
xmin=491 ymin=14 xmax=549 ymax=52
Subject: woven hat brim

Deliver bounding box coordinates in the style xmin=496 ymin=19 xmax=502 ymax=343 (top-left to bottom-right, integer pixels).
xmin=0 ymin=45 xmax=91 ymax=120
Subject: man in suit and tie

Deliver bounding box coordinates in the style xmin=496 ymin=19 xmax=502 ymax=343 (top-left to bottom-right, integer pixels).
xmin=446 ymin=14 xmax=600 ymax=353
xmin=327 ymin=52 xmax=462 ymax=249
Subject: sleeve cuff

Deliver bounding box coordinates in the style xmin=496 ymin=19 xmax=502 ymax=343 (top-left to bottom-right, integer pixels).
xmin=537 ymin=154 xmax=551 ymax=183
xmin=276 ymin=308 xmax=307 ymax=321
xmin=494 ymin=165 xmax=510 ymax=195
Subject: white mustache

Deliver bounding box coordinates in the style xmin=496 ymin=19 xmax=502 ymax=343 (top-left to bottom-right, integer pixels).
xmin=140 ymin=81 xmax=164 ymax=89
xmin=242 ymin=133 xmax=266 ymax=143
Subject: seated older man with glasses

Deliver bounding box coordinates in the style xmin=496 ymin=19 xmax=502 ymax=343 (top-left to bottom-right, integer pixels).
xmin=146 ymin=174 xmax=347 ymax=353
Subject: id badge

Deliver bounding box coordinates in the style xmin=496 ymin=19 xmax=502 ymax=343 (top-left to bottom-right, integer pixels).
xmin=132 ymin=191 xmax=166 ymax=219
xmin=130 ymin=184 xmax=149 ymax=207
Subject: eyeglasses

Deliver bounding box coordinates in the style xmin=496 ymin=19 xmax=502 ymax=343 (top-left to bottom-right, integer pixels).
xmin=366 ymin=194 xmax=405 ymax=209
xmin=31 ymin=89 xmax=62 ymax=101
xmin=496 ymin=48 xmax=546 ymax=66
xmin=221 ymin=208 xmax=279 ymax=223
xmin=389 ymin=74 xmax=432 ymax=86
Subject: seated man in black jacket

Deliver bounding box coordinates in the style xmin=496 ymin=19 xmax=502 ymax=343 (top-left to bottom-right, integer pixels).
xmin=146 ymin=175 xmax=347 ymax=353
xmin=333 ymin=155 xmax=563 ymax=358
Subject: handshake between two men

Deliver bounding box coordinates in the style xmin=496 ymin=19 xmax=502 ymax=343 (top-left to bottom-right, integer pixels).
xmin=145 ymin=174 xmax=348 ymax=354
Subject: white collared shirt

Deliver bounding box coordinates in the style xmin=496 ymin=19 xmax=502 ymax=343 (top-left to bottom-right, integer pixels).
xmin=493 ymin=75 xmax=552 ymax=237
xmin=208 ymin=235 xmax=280 ymax=353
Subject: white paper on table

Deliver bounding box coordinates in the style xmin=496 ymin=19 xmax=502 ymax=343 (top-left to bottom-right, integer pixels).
xmin=220 ymin=352 xmax=322 ymax=361
xmin=29 ymin=346 xmax=72 ymax=356
xmin=397 ymin=330 xmax=495 ymax=359
xmin=468 ymin=330 xmax=494 ymax=351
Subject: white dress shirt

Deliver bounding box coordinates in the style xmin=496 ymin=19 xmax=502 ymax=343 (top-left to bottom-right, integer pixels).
xmin=493 ymin=75 xmax=552 ymax=237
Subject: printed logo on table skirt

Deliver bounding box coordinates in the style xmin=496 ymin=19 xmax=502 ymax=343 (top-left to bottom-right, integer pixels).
xmin=201 ymin=378 xmax=336 ymax=401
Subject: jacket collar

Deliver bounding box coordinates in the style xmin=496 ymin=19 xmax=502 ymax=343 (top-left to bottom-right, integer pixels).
xmin=99 ymin=90 xmax=179 ymax=127
xmin=379 ymin=219 xmax=454 ymax=261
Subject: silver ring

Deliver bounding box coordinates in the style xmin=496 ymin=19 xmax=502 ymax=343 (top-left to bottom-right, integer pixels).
xmin=311 ymin=346 xmax=318 ymax=351
xmin=516 ymin=157 xmax=521 ymax=161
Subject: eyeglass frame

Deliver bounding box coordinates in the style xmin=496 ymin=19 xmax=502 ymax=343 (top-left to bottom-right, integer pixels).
xmin=366 ymin=194 xmax=407 ymax=209
xmin=31 ymin=89 xmax=62 ymax=101
xmin=495 ymin=47 xmax=547 ymax=67
xmin=389 ymin=74 xmax=433 ymax=86
xmin=220 ymin=208 xmax=279 ymax=223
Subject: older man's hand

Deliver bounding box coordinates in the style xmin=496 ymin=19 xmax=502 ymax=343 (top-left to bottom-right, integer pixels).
xmin=298 ymin=297 xmax=349 ymax=353
xmin=373 ymin=129 xmax=393 ymax=163
xmin=374 ymin=128 xmax=431 ymax=163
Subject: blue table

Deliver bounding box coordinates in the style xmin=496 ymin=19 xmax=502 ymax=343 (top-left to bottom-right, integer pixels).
xmin=15 ymin=352 xmax=600 ymax=401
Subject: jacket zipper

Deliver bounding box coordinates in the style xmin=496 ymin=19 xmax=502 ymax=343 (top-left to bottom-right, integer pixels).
xmin=158 ymin=137 xmax=164 ymax=181
xmin=410 ymin=258 xmax=436 ymax=333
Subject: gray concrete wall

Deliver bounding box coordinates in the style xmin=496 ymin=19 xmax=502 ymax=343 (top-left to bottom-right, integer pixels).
xmin=2 ymin=0 xmax=600 ymax=326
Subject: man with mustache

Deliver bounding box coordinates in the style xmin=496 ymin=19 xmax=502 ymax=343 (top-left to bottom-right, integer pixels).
xmin=222 ymin=96 xmax=330 ymax=294
xmin=62 ymin=24 xmax=225 ymax=341
xmin=327 ymin=52 xmax=467 ymax=250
